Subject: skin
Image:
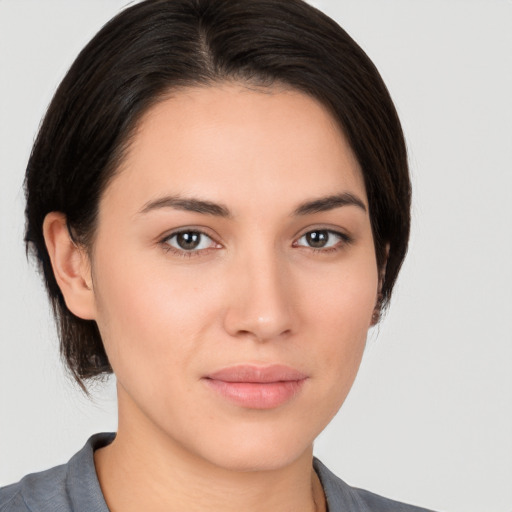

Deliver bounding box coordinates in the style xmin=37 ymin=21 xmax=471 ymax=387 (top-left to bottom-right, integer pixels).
xmin=44 ymin=83 xmax=381 ymax=512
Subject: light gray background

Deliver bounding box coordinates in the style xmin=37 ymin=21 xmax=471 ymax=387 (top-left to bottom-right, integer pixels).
xmin=0 ymin=1 xmax=511 ymax=511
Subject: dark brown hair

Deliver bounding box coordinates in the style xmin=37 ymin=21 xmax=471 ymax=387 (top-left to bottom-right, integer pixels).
xmin=25 ymin=0 xmax=410 ymax=388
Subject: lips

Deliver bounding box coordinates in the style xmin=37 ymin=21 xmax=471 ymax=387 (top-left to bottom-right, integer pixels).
xmin=203 ymin=365 xmax=308 ymax=409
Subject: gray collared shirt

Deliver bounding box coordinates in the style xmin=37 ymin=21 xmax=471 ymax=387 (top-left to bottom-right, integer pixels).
xmin=0 ymin=433 xmax=436 ymax=512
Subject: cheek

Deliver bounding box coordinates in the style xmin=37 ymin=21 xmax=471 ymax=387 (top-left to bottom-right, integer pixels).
xmin=298 ymin=256 xmax=378 ymax=383
xmin=90 ymin=248 xmax=224 ymax=378
xmin=301 ymin=257 xmax=378 ymax=337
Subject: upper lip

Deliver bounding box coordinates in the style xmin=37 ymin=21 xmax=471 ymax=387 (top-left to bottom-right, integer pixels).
xmin=205 ymin=364 xmax=308 ymax=383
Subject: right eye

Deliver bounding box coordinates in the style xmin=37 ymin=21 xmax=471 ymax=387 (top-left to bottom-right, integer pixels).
xmin=163 ymin=230 xmax=218 ymax=253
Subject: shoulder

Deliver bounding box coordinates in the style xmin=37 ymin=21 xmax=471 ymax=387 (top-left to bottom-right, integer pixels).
xmin=313 ymin=458 xmax=438 ymax=512
xmin=0 ymin=433 xmax=114 ymax=512
xmin=0 ymin=463 xmax=69 ymax=512
xmin=351 ymin=487 xmax=436 ymax=512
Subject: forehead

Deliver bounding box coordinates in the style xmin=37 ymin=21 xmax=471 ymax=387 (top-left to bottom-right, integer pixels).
xmin=101 ymin=83 xmax=367 ymax=215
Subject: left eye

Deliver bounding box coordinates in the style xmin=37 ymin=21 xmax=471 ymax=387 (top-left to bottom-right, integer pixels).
xmin=164 ymin=231 xmax=216 ymax=251
xmin=295 ymin=229 xmax=345 ymax=249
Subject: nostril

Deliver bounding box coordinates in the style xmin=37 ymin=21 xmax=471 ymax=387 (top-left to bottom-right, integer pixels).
xmin=222 ymin=267 xmax=295 ymax=341
xmin=234 ymin=326 xmax=292 ymax=343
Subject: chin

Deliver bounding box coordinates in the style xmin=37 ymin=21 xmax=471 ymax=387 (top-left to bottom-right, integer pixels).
xmin=209 ymin=445 xmax=311 ymax=473
xmin=184 ymin=418 xmax=318 ymax=473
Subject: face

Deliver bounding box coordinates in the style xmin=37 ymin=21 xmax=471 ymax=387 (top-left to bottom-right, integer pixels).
xmin=88 ymin=84 xmax=380 ymax=471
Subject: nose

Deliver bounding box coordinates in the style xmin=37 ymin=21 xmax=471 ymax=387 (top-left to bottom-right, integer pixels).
xmin=223 ymin=251 xmax=295 ymax=342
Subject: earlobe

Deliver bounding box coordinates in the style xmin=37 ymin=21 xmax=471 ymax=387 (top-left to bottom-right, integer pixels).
xmin=43 ymin=212 xmax=96 ymax=320
xmin=370 ymin=243 xmax=389 ymax=326
xmin=370 ymin=292 xmax=383 ymax=326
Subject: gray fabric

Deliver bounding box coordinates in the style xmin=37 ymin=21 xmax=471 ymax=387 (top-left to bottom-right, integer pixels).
xmin=1 ymin=433 xmax=436 ymax=511
xmin=0 ymin=433 xmax=113 ymax=512
xmin=313 ymin=459 xmax=436 ymax=512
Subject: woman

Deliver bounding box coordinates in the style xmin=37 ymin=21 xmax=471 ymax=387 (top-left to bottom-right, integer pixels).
xmin=1 ymin=0 xmax=432 ymax=510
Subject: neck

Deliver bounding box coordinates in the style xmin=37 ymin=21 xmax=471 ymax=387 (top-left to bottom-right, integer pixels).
xmin=94 ymin=392 xmax=325 ymax=512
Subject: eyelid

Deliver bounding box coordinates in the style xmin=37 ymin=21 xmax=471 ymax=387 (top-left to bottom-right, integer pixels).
xmin=293 ymin=224 xmax=352 ymax=241
xmin=159 ymin=226 xmax=223 ymax=256
xmin=292 ymin=226 xmax=353 ymax=251
xmin=159 ymin=225 xmax=220 ymax=242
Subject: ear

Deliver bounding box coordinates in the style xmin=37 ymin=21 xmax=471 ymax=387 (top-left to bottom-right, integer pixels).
xmin=43 ymin=212 xmax=96 ymax=320
xmin=370 ymin=244 xmax=389 ymax=326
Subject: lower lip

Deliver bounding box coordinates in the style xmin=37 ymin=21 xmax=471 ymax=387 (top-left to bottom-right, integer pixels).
xmin=203 ymin=378 xmax=306 ymax=409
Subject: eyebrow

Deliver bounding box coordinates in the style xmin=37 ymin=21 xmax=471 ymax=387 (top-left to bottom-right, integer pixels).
xmin=139 ymin=195 xmax=231 ymax=217
xmin=293 ymin=193 xmax=367 ymax=216
xmin=138 ymin=191 xmax=367 ymax=218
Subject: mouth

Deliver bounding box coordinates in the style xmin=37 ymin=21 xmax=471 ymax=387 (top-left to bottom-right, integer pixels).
xmin=202 ymin=364 xmax=308 ymax=409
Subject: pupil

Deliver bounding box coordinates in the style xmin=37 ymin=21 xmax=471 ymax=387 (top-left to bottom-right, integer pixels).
xmin=177 ymin=232 xmax=201 ymax=250
xmin=306 ymin=230 xmax=328 ymax=248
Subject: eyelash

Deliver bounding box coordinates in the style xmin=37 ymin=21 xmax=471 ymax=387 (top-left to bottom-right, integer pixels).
xmin=293 ymin=229 xmax=352 ymax=253
xmin=160 ymin=228 xmax=352 ymax=258
xmin=160 ymin=229 xmax=219 ymax=258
